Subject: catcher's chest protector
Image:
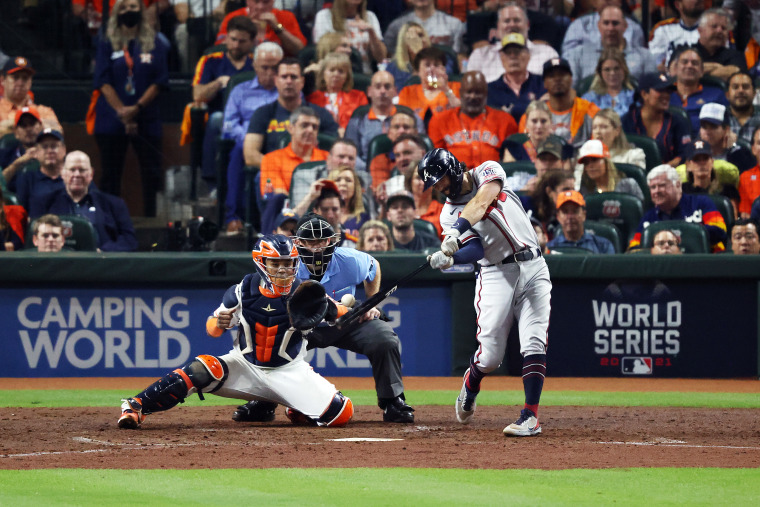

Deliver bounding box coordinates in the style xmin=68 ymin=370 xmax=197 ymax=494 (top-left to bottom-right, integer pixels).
xmin=236 ymin=274 xmax=305 ymax=367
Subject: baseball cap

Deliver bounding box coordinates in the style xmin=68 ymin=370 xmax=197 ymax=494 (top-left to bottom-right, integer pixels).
xmin=685 ymin=139 xmax=712 ymax=161
xmin=3 ymin=56 xmax=35 ymax=75
xmin=14 ymin=106 xmax=41 ymax=126
xmin=36 ymin=128 xmax=64 ymax=143
xmin=386 ymin=189 xmax=416 ymax=209
xmin=542 ymin=58 xmax=572 ymax=77
xmin=319 ymin=179 xmax=340 ymax=195
xmin=699 ymin=103 xmax=728 ymax=126
xmin=636 ymin=72 xmax=676 ymax=94
xmin=501 ymin=33 xmax=527 ymax=50
xmin=577 ymin=139 xmax=609 ymax=163
xmin=556 ymin=190 xmax=586 ymax=210
xmin=536 ymin=136 xmax=563 ymax=159
xmin=274 ymin=210 xmax=299 ymax=230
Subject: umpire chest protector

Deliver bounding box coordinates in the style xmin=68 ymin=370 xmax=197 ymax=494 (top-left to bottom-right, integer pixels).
xmin=235 ymin=274 xmax=305 ymax=367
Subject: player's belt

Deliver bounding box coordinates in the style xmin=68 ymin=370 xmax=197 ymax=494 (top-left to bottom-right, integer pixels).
xmin=499 ymin=247 xmax=542 ymax=265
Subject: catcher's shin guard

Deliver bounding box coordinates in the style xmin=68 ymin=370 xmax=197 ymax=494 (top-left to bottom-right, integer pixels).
xmin=131 ymin=355 xmax=228 ymax=414
xmin=318 ymin=392 xmax=354 ymax=427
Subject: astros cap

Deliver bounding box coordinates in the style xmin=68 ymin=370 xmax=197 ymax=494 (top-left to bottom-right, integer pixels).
xmin=2 ymin=56 xmax=35 ymax=75
xmin=14 ymin=106 xmax=41 ymax=126
xmin=556 ymin=190 xmax=586 ymax=209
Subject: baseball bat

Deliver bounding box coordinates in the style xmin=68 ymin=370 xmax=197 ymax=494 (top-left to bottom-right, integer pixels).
xmin=336 ymin=261 xmax=430 ymax=330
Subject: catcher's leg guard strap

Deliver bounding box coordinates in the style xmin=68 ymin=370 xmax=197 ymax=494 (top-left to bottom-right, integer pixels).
xmin=318 ymin=392 xmax=354 ymax=427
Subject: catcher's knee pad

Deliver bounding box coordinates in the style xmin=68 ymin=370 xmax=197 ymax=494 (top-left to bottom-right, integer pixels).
xmin=318 ymin=392 xmax=353 ymax=427
xmin=185 ymin=355 xmax=229 ymax=394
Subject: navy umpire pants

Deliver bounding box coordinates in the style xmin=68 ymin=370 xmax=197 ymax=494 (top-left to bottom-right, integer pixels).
xmin=308 ymin=318 xmax=404 ymax=401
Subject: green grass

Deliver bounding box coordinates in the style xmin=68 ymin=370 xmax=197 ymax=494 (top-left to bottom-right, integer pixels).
xmin=2 ymin=389 xmax=759 ymax=408
xmin=0 ymin=468 xmax=757 ymax=506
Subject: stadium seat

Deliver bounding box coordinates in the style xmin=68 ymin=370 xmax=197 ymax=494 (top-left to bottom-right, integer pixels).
xmin=700 ymin=75 xmax=727 ymax=92
xmin=584 ymin=191 xmax=644 ymax=244
xmin=583 ymin=220 xmax=624 ymax=253
xmin=53 ymin=215 xmax=99 ymax=251
xmin=367 ymin=134 xmax=393 ymax=166
xmin=353 ymin=73 xmax=371 ymax=93
xmin=668 ymin=105 xmax=690 ymax=125
xmin=640 ymin=220 xmax=710 ymax=254
xmin=506 ymin=133 xmax=529 ymax=145
xmin=625 ymin=134 xmax=662 ymax=171
xmin=615 ymin=162 xmax=651 ymax=208
xmin=705 ymin=193 xmax=734 ymax=232
xmin=575 ymin=74 xmax=595 ymax=96
xmin=547 ymin=246 xmax=594 ymax=255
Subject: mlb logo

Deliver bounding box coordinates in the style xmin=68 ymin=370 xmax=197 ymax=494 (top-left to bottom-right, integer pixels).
xmin=622 ymin=357 xmax=653 ymax=375
xmin=602 ymin=199 xmax=621 ymax=218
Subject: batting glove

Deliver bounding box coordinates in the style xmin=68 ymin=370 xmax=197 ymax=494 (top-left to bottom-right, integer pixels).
xmin=441 ymin=230 xmax=461 ymax=256
xmin=428 ymin=250 xmax=454 ymax=270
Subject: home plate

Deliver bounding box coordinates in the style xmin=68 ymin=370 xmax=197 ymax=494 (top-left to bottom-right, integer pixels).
xmin=326 ymin=438 xmax=404 ymax=442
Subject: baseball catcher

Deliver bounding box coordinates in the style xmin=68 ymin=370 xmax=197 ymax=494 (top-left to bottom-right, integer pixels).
xmin=117 ymin=234 xmax=353 ymax=429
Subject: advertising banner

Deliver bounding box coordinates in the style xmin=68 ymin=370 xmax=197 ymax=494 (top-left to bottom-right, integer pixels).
xmin=0 ymin=286 xmax=451 ymax=378
xmin=548 ymin=279 xmax=758 ymax=377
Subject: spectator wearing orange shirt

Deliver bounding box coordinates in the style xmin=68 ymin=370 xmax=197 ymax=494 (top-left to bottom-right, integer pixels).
xmin=259 ymin=106 xmax=329 ymax=233
xmin=0 ymin=57 xmax=61 ymax=137
xmin=738 ymin=126 xmax=760 ymax=219
xmin=306 ymin=52 xmax=368 ymax=135
xmin=217 ymin=0 xmax=307 ymax=56
xmin=368 ymin=110 xmax=419 ymax=192
xmin=397 ymin=47 xmax=461 ymax=125
xmin=428 ymin=71 xmax=518 ymax=170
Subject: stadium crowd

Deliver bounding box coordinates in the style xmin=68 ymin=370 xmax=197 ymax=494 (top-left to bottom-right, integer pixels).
xmin=2 ymin=0 xmax=760 ymax=256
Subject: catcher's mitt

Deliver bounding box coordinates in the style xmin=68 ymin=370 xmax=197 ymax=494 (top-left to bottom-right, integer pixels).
xmin=288 ymin=280 xmax=335 ymax=331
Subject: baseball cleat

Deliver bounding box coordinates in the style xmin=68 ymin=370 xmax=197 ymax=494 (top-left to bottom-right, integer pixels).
xmin=455 ymin=371 xmax=477 ymax=424
xmin=503 ymin=408 xmax=541 ymax=437
xmin=232 ymin=400 xmax=278 ymax=422
xmin=118 ymin=398 xmax=145 ymax=429
xmin=382 ymin=396 xmax=415 ymax=423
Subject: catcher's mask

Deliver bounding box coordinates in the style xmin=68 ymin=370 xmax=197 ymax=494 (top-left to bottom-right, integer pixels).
xmin=251 ymin=234 xmax=300 ymax=296
xmin=417 ymin=148 xmax=466 ymax=199
xmin=294 ymin=213 xmax=340 ymax=276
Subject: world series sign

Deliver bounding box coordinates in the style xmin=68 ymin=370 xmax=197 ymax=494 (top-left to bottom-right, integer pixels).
xmin=547 ymin=278 xmax=757 ymax=377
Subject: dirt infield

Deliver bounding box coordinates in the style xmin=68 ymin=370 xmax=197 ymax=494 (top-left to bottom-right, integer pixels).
xmin=2 ymin=377 xmax=759 ymax=470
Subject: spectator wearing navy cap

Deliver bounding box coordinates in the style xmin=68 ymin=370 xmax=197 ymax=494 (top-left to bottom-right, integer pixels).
xmin=385 ymin=190 xmax=439 ymax=251
xmin=273 ymin=210 xmax=299 ymax=236
xmin=621 ymin=72 xmax=692 ymax=166
xmin=0 ymin=56 xmax=62 ymax=137
xmin=0 ymin=106 xmax=43 ymax=193
xmin=14 ymin=129 xmax=66 ymax=212
xmin=90 ymin=0 xmax=170 ymax=218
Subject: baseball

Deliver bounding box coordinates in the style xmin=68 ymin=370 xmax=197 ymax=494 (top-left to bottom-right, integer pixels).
xmin=340 ymin=294 xmax=356 ymax=308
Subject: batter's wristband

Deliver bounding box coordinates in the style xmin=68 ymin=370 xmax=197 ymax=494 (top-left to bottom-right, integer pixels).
xmin=452 ymin=217 xmax=472 ymax=235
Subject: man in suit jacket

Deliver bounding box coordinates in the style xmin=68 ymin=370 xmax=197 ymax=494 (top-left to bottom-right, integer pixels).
xmin=29 ymin=151 xmax=137 ymax=252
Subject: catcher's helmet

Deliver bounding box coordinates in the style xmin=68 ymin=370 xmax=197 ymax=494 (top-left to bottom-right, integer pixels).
xmin=294 ymin=213 xmax=340 ymax=276
xmin=417 ymin=148 xmax=466 ymax=199
xmin=251 ymin=234 xmax=300 ymax=296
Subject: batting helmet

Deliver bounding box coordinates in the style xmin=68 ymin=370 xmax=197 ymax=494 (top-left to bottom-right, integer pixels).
xmin=417 ymin=148 xmax=466 ymax=199
xmin=294 ymin=213 xmax=340 ymax=276
xmin=251 ymin=234 xmax=300 ymax=296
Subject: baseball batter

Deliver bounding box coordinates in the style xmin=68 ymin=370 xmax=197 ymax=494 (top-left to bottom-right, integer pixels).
xmin=418 ymin=148 xmax=552 ymax=436
xmin=117 ymin=234 xmax=353 ymax=429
